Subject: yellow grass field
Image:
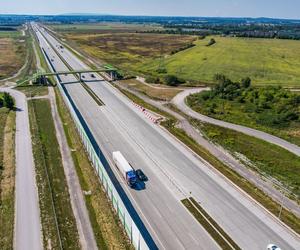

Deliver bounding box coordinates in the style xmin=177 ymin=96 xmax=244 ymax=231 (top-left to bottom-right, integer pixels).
xmin=0 ymin=36 xmax=26 ymax=80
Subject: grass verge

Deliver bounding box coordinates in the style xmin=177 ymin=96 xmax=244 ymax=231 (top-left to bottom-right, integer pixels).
xmin=15 ymin=85 xmax=49 ymax=97
xmin=11 ymin=28 xmax=37 ymax=84
xmin=81 ymin=82 xmax=104 ymax=106
xmin=115 ymin=85 xmax=174 ymax=119
xmin=54 ymin=87 xmax=134 ymax=249
xmin=28 ymin=98 xmax=80 ymax=249
xmin=118 ymin=87 xmax=300 ymax=234
xmin=30 ymin=25 xmax=57 ymax=86
xmin=118 ymin=79 xmax=181 ymax=101
xmin=182 ymin=198 xmax=240 ymax=250
xmin=191 ymin=119 xmax=300 ymax=199
xmin=0 ymin=108 xmax=16 ymax=249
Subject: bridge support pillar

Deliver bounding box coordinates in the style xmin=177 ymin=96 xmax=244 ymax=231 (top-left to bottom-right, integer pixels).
xmin=40 ymin=76 xmax=47 ymax=85
xmin=110 ymin=71 xmax=117 ymax=81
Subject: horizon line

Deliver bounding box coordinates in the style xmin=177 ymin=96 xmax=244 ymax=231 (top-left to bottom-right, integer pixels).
xmin=0 ymin=12 xmax=299 ymax=21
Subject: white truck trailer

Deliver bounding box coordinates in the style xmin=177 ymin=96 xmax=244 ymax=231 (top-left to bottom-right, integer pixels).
xmin=112 ymin=151 xmax=137 ymax=187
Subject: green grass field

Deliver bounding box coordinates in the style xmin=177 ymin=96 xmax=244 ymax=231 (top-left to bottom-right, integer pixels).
xmin=62 ymin=25 xmax=300 ymax=87
xmin=142 ymin=36 xmax=300 ymax=87
xmin=0 ymin=30 xmax=21 ymax=38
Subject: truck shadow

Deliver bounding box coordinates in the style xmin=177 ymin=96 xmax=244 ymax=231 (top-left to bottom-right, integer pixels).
xmin=134 ymin=181 xmax=146 ymax=191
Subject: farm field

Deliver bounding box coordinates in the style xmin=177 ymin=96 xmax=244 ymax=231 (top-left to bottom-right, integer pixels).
xmin=63 ymin=32 xmax=196 ymax=74
xmin=0 ymin=30 xmax=26 ymax=80
xmin=50 ymin=22 xmax=164 ymax=34
xmin=142 ymin=36 xmax=300 ymax=87
xmin=0 ymin=30 xmax=21 ymax=38
xmin=59 ymin=22 xmax=300 ymax=87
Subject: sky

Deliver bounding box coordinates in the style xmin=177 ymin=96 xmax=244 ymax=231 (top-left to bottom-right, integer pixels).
xmin=1 ymin=0 xmax=300 ymax=19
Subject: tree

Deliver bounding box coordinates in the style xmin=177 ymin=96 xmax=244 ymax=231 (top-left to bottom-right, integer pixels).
xmin=164 ymin=75 xmax=183 ymax=86
xmin=145 ymin=76 xmax=160 ymax=84
xmin=3 ymin=92 xmax=14 ymax=110
xmin=241 ymin=77 xmax=251 ymax=88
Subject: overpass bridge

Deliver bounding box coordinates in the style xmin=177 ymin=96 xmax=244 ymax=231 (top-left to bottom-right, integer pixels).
xmin=17 ymin=66 xmax=118 ymax=86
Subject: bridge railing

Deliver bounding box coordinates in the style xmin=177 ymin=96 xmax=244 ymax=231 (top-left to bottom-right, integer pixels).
xmin=56 ymin=82 xmax=149 ymax=250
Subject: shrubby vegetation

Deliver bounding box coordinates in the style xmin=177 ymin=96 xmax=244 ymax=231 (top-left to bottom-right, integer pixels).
xmin=170 ymin=43 xmax=195 ymax=55
xmin=0 ymin=93 xmax=14 ymax=110
xmin=163 ymin=75 xmax=185 ymax=86
xmin=145 ymin=76 xmax=160 ymax=84
xmin=188 ymin=74 xmax=300 ymax=129
xmin=145 ymin=74 xmax=185 ymax=86
xmin=206 ymin=38 xmax=216 ymax=46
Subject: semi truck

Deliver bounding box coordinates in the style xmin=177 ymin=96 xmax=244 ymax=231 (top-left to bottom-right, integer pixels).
xmin=112 ymin=151 xmax=137 ymax=187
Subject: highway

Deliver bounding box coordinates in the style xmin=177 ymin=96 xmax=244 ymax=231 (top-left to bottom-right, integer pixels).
xmin=33 ymin=23 xmax=300 ymax=250
xmin=172 ymin=88 xmax=300 ymax=157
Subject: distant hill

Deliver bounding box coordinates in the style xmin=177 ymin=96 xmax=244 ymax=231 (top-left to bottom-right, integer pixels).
xmin=58 ymin=13 xmax=113 ymax=16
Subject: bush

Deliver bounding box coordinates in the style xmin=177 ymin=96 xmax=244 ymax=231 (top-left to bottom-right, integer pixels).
xmin=170 ymin=43 xmax=195 ymax=55
xmin=206 ymin=38 xmax=216 ymax=46
xmin=163 ymin=75 xmax=185 ymax=86
xmin=200 ymin=91 xmax=211 ymax=101
xmin=241 ymin=77 xmax=251 ymax=88
xmin=3 ymin=92 xmax=14 ymax=110
xmin=0 ymin=97 xmax=3 ymax=107
xmin=145 ymin=76 xmax=160 ymax=84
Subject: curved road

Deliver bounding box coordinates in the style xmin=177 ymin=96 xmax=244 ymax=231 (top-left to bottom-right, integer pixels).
xmin=172 ymin=88 xmax=300 ymax=156
xmin=0 ymin=87 xmax=42 ymax=250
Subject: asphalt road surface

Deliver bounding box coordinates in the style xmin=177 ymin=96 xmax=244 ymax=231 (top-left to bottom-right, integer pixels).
xmin=0 ymin=87 xmax=42 ymax=250
xmin=33 ymin=23 xmax=300 ymax=250
xmin=172 ymin=88 xmax=300 ymax=156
